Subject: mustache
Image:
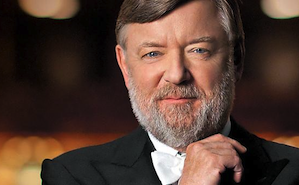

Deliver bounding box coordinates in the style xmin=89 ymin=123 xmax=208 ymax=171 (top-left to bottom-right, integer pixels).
xmin=152 ymin=84 xmax=204 ymax=100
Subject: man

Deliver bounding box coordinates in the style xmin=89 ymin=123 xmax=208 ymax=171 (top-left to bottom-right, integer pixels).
xmin=41 ymin=0 xmax=299 ymax=184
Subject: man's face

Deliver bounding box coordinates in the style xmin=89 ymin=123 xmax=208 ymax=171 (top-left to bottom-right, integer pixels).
xmin=116 ymin=0 xmax=236 ymax=149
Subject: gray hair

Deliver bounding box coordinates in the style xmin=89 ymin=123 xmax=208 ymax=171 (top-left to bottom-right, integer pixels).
xmin=115 ymin=0 xmax=245 ymax=70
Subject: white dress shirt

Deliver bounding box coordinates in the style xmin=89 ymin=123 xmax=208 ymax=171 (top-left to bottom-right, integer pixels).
xmin=148 ymin=119 xmax=232 ymax=184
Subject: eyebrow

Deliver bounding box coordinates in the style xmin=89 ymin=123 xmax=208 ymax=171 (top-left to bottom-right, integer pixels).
xmin=189 ymin=36 xmax=214 ymax=45
xmin=139 ymin=42 xmax=164 ymax=48
xmin=137 ymin=36 xmax=214 ymax=52
xmin=137 ymin=42 xmax=165 ymax=54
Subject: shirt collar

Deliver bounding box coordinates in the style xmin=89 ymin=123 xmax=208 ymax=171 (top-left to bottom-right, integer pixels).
xmin=148 ymin=131 xmax=178 ymax=156
xmin=148 ymin=118 xmax=231 ymax=155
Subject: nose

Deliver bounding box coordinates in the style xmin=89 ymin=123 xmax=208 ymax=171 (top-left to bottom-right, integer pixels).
xmin=163 ymin=52 xmax=191 ymax=85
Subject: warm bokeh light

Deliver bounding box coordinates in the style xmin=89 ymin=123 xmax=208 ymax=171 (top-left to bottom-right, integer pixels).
xmin=18 ymin=0 xmax=80 ymax=19
xmin=262 ymin=51 xmax=299 ymax=92
xmin=1 ymin=137 xmax=31 ymax=168
xmin=16 ymin=164 xmax=41 ymax=185
xmin=51 ymin=0 xmax=80 ymax=20
xmin=0 ymin=135 xmax=64 ymax=185
xmin=0 ymin=132 xmax=298 ymax=185
xmin=1 ymin=0 xmax=299 ymax=184
xmin=18 ymin=0 xmax=62 ymax=18
xmin=273 ymin=135 xmax=299 ymax=148
xmin=261 ymin=0 xmax=299 ymax=19
xmin=0 ymin=133 xmax=125 ymax=185
xmin=0 ymin=166 xmax=15 ymax=185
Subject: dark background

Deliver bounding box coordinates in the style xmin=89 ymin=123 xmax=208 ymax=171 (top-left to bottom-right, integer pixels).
xmin=0 ymin=0 xmax=299 ymax=136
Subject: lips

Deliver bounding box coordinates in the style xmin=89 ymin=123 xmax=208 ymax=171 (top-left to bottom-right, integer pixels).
xmin=163 ymin=96 xmax=196 ymax=100
xmin=160 ymin=96 xmax=197 ymax=104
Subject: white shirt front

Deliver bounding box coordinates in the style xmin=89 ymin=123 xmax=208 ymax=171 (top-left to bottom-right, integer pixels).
xmin=148 ymin=118 xmax=231 ymax=154
xmin=148 ymin=119 xmax=232 ymax=184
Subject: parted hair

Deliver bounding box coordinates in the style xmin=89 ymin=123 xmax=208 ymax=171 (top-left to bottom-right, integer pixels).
xmin=115 ymin=0 xmax=245 ymax=72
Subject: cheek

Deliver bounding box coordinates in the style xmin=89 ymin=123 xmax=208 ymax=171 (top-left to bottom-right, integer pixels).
xmin=129 ymin=63 xmax=164 ymax=95
xmin=191 ymin=63 xmax=225 ymax=94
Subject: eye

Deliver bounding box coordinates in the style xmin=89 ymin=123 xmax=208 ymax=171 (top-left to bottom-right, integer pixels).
xmin=192 ymin=48 xmax=208 ymax=54
xmin=189 ymin=47 xmax=211 ymax=60
xmin=142 ymin=51 xmax=161 ymax=58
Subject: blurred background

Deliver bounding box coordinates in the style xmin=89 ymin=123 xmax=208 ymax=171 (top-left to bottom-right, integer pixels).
xmin=0 ymin=0 xmax=299 ymax=184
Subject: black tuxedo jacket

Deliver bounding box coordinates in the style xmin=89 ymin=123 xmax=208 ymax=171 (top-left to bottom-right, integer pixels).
xmin=41 ymin=120 xmax=299 ymax=185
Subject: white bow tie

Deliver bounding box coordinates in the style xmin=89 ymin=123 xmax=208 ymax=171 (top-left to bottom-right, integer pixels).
xmin=151 ymin=151 xmax=186 ymax=185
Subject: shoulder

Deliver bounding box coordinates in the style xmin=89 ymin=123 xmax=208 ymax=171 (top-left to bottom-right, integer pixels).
xmin=261 ymin=139 xmax=299 ymax=184
xmin=261 ymin=139 xmax=299 ymax=163
xmin=230 ymin=118 xmax=299 ymax=162
xmin=41 ymin=127 xmax=148 ymax=184
xmin=54 ymin=126 xmax=146 ymax=164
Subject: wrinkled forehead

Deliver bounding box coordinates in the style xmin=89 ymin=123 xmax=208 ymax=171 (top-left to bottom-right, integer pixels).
xmin=119 ymin=0 xmax=229 ymax=49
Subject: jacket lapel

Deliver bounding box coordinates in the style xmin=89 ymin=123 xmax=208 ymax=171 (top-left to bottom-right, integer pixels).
xmin=91 ymin=127 xmax=161 ymax=185
xmin=90 ymin=120 xmax=289 ymax=185
xmin=229 ymin=118 xmax=289 ymax=185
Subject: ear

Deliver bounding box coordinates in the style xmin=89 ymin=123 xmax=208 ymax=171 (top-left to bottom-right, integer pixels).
xmin=115 ymin=45 xmax=130 ymax=89
xmin=234 ymin=59 xmax=243 ymax=83
xmin=233 ymin=41 xmax=245 ymax=82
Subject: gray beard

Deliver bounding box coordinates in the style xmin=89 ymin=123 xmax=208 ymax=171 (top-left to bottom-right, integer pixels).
xmin=128 ymin=65 xmax=235 ymax=149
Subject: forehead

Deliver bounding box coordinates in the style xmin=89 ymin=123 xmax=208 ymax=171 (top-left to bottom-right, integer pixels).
xmin=123 ymin=0 xmax=227 ymax=48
